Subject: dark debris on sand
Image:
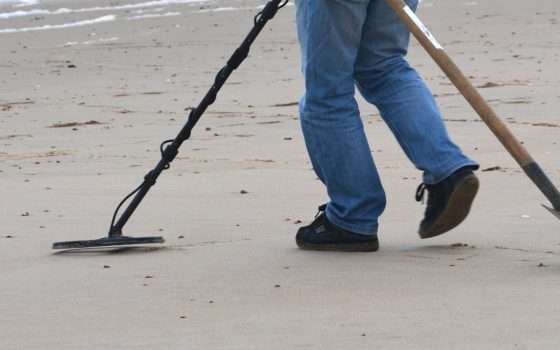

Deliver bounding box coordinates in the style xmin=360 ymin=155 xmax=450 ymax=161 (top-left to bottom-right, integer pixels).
xmin=49 ymin=120 xmax=102 ymax=128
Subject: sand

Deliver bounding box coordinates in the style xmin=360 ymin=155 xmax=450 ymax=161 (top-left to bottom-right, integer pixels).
xmin=1 ymin=0 xmax=560 ymax=348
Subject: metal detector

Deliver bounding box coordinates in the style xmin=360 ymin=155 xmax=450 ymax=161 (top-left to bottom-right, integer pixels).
xmin=52 ymin=0 xmax=290 ymax=250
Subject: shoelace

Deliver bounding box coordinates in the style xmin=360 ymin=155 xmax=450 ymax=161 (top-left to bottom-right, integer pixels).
xmin=416 ymin=183 xmax=427 ymax=204
xmin=315 ymin=204 xmax=327 ymax=218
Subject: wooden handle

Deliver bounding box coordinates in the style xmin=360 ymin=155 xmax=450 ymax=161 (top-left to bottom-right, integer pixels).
xmin=385 ymin=0 xmax=534 ymax=166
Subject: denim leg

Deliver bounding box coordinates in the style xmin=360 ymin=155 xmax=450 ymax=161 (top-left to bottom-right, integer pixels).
xmin=354 ymin=0 xmax=478 ymax=185
xmin=296 ymin=0 xmax=383 ymax=235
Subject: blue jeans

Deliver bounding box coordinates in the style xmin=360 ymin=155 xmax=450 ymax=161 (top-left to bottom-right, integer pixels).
xmin=296 ymin=0 xmax=478 ymax=235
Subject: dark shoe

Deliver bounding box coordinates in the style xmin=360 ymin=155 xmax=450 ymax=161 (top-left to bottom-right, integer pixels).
xmin=416 ymin=167 xmax=479 ymax=239
xmin=296 ymin=205 xmax=379 ymax=252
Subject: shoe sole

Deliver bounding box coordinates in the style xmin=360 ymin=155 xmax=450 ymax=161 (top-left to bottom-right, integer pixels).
xmin=419 ymin=174 xmax=479 ymax=239
xmin=296 ymin=240 xmax=379 ymax=252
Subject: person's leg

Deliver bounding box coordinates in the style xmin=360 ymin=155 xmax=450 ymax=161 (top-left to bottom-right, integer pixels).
xmin=296 ymin=0 xmax=384 ymax=235
xmin=354 ymin=0 xmax=479 ymax=238
xmin=354 ymin=0 xmax=478 ymax=185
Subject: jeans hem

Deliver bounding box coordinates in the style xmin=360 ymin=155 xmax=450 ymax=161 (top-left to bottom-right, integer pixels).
xmin=425 ymin=161 xmax=480 ymax=185
xmin=325 ymin=209 xmax=379 ymax=236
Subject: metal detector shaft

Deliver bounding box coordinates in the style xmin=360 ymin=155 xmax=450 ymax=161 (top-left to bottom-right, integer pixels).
xmin=109 ymin=0 xmax=288 ymax=236
xmin=385 ymin=0 xmax=560 ymax=213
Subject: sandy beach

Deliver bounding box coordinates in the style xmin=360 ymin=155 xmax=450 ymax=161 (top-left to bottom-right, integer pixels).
xmin=1 ymin=0 xmax=560 ymax=348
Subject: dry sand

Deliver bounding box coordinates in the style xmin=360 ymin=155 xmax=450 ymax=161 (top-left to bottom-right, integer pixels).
xmin=1 ymin=0 xmax=560 ymax=348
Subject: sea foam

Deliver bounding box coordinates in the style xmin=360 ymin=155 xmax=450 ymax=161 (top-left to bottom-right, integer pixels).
xmin=0 ymin=0 xmax=39 ymax=7
xmin=0 ymin=0 xmax=208 ymax=19
xmin=0 ymin=14 xmax=115 ymax=33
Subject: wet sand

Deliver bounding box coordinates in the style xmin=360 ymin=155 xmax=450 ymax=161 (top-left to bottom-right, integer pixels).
xmin=1 ymin=0 xmax=560 ymax=348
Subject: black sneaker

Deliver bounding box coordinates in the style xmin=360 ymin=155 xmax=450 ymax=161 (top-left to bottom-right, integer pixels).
xmin=416 ymin=167 xmax=479 ymax=239
xmin=296 ymin=204 xmax=379 ymax=252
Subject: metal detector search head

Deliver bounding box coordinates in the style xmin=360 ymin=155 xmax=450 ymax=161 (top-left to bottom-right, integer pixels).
xmin=52 ymin=235 xmax=164 ymax=250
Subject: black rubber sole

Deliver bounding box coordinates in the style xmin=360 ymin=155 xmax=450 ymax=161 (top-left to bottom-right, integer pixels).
xmin=296 ymin=239 xmax=379 ymax=252
xmin=419 ymin=174 xmax=479 ymax=239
